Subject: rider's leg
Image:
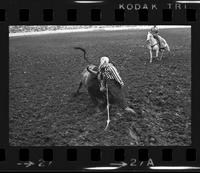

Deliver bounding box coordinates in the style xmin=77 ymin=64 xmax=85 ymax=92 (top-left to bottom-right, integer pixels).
xmin=153 ymin=34 xmax=161 ymax=49
xmin=157 ymin=35 xmax=161 ymax=49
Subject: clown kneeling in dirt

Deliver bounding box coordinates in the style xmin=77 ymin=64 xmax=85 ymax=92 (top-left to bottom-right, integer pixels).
xmin=98 ymin=56 xmax=136 ymax=114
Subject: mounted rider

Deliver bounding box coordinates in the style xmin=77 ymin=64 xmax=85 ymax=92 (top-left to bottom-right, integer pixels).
xmin=150 ymin=25 xmax=162 ymax=50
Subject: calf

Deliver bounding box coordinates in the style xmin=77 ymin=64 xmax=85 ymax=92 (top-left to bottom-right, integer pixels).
xmin=74 ymin=48 xmax=106 ymax=111
xmin=74 ymin=47 xmax=136 ymax=115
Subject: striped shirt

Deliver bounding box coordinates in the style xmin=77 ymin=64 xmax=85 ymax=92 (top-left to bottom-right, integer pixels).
xmin=99 ymin=63 xmax=124 ymax=86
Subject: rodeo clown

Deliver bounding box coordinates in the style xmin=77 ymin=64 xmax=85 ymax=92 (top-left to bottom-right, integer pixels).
xmin=98 ymin=56 xmax=135 ymax=114
xmin=150 ymin=25 xmax=162 ymax=50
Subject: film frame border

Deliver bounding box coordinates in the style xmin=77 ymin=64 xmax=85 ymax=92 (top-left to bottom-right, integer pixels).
xmin=1 ymin=0 xmax=200 ymax=171
xmin=0 ymin=0 xmax=199 ymax=24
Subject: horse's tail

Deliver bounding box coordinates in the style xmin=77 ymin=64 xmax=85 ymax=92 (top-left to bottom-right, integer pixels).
xmin=160 ymin=36 xmax=170 ymax=52
xmin=165 ymin=43 xmax=170 ymax=52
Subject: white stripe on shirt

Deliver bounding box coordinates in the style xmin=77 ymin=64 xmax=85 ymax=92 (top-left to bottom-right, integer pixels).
xmin=101 ymin=63 xmax=124 ymax=86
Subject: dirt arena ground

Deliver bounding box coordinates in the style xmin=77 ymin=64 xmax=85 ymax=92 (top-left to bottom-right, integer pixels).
xmin=9 ymin=28 xmax=191 ymax=146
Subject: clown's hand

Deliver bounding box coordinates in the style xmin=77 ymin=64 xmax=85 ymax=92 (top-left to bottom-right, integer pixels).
xmin=100 ymin=86 xmax=106 ymax=92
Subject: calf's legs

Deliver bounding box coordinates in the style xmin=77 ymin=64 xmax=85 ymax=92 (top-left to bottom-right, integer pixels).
xmin=74 ymin=81 xmax=83 ymax=96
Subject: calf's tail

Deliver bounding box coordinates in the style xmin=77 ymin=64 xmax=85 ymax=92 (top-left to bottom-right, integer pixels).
xmin=74 ymin=47 xmax=91 ymax=64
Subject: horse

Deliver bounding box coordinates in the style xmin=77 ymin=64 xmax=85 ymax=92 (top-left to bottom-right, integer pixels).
xmin=146 ymin=31 xmax=170 ymax=63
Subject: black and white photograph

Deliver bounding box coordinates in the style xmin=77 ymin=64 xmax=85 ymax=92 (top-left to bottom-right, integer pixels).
xmin=9 ymin=25 xmax=191 ymax=146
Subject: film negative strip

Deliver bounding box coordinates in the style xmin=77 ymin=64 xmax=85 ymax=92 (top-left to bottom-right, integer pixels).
xmin=0 ymin=0 xmax=200 ymax=172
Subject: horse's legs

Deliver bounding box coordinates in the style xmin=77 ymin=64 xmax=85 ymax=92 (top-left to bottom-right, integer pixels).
xmin=149 ymin=50 xmax=153 ymax=63
xmin=160 ymin=51 xmax=164 ymax=60
xmin=156 ymin=48 xmax=159 ymax=60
